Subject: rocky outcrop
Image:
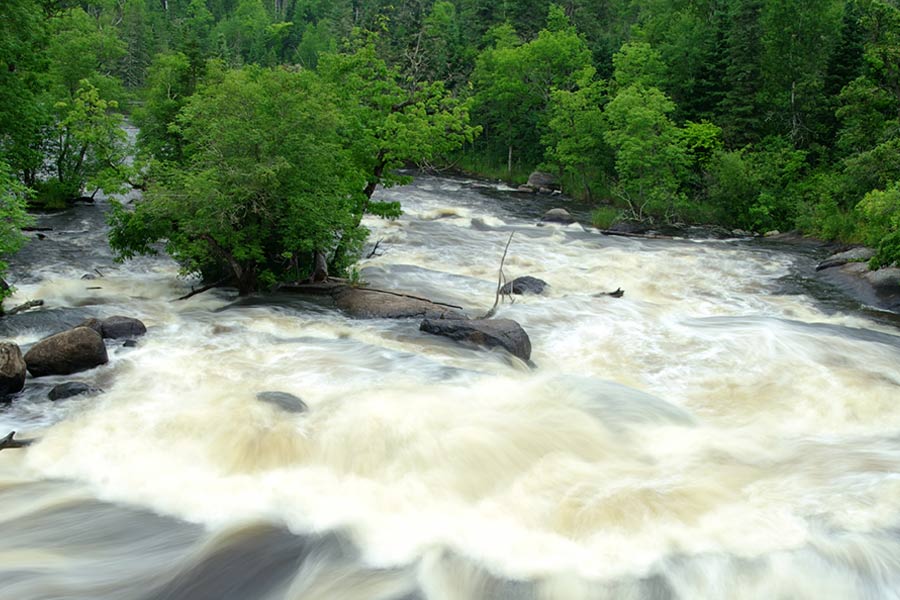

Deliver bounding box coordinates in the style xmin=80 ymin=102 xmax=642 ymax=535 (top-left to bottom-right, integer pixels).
xmin=256 ymin=391 xmax=308 ymax=413
xmin=48 ymin=382 xmax=101 ymax=401
xmin=100 ymin=315 xmax=147 ymax=339
xmin=0 ymin=343 xmax=27 ymax=398
xmin=24 ymin=326 xmax=108 ymax=377
xmin=816 ymin=247 xmax=876 ymax=271
xmin=420 ymin=318 xmax=531 ymax=361
xmin=334 ymin=288 xmax=466 ymax=320
xmin=500 ymin=276 xmax=548 ymax=295
xmin=817 ymin=262 xmax=900 ymax=313
xmin=541 ymin=208 xmax=575 ymax=225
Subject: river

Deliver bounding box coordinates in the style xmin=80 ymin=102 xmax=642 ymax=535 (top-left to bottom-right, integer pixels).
xmin=1 ymin=175 xmax=900 ymax=599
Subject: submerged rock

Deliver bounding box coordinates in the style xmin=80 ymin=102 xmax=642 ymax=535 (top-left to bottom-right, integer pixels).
xmin=540 ymin=208 xmax=575 ymax=225
xmin=24 ymin=326 xmax=108 ymax=377
xmin=816 ymin=247 xmax=876 ymax=271
xmin=49 ymin=382 xmax=101 ymax=401
xmin=420 ymin=318 xmax=531 ymax=361
xmin=100 ymin=315 xmax=147 ymax=339
xmin=256 ymin=391 xmax=308 ymax=414
xmin=334 ymin=288 xmax=466 ymax=320
xmin=0 ymin=342 xmax=26 ymax=398
xmin=500 ymin=276 xmax=548 ymax=295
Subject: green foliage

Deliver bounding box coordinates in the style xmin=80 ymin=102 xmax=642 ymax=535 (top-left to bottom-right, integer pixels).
xmin=133 ymin=52 xmax=195 ymax=163
xmin=0 ymin=161 xmax=33 ymax=301
xmin=591 ymin=205 xmax=621 ymax=229
xmin=856 ymin=183 xmax=900 ymax=267
xmin=111 ymin=66 xmax=364 ymax=294
xmin=604 ymin=47 xmax=687 ymax=222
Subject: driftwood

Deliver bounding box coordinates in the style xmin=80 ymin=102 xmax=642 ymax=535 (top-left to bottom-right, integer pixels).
xmin=174 ymin=277 xmax=230 ymax=301
xmin=0 ymin=431 xmax=34 ymax=451
xmin=482 ymin=233 xmax=515 ymax=319
xmin=6 ymin=299 xmax=44 ymax=315
xmin=366 ymin=239 xmax=384 ymax=259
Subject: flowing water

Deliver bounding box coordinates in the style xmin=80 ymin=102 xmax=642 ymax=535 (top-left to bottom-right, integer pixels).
xmin=2 ymin=175 xmax=900 ymax=599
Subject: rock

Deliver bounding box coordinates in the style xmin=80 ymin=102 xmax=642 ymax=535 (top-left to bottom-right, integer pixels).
xmin=123 ymin=339 xmax=138 ymax=348
xmin=0 ymin=343 xmax=27 ymax=398
xmin=526 ymin=171 xmax=558 ymax=190
xmin=764 ymin=230 xmax=781 ymax=237
xmin=100 ymin=315 xmax=147 ymax=339
xmin=48 ymin=382 xmax=100 ymax=401
xmin=864 ymin=267 xmax=900 ymax=296
xmin=77 ymin=317 xmax=104 ymax=335
xmin=517 ymin=185 xmax=534 ymax=193
xmin=500 ymin=276 xmax=548 ymax=295
xmin=608 ymin=220 xmax=652 ymax=235
xmin=24 ymin=327 xmax=108 ymax=377
xmin=541 ymin=208 xmax=575 ymax=225
xmin=420 ymin=318 xmax=532 ymax=361
xmin=816 ymin=247 xmax=876 ymax=271
xmin=334 ymin=288 xmax=466 ymax=320
xmin=256 ymin=391 xmax=308 ymax=413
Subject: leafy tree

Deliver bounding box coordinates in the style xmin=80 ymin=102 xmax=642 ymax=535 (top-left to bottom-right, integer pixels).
xmin=110 ymin=66 xmax=365 ymax=294
xmin=134 ymin=51 xmax=196 ymax=163
xmin=856 ymin=182 xmax=900 ymax=268
xmin=0 ymin=160 xmax=33 ymax=303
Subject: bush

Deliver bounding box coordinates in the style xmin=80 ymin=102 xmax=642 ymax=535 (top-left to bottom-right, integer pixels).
xmin=856 ymin=183 xmax=900 ymax=268
xmin=591 ymin=206 xmax=621 ymax=229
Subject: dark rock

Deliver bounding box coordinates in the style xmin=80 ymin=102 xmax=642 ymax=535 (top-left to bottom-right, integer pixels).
xmin=334 ymin=288 xmax=466 ymax=320
xmin=77 ymin=317 xmax=104 ymax=335
xmin=500 ymin=276 xmax=548 ymax=295
xmin=100 ymin=315 xmax=147 ymax=339
xmin=256 ymin=391 xmax=308 ymax=414
xmin=48 ymin=382 xmax=100 ymax=401
xmin=0 ymin=308 xmax=92 ymax=338
xmin=816 ymin=247 xmax=876 ymax=271
xmin=526 ymin=171 xmax=559 ymax=190
xmin=0 ymin=342 xmax=26 ymax=398
xmin=24 ymin=327 xmax=108 ymax=377
xmin=420 ymin=318 xmax=532 ymax=361
xmin=608 ymin=220 xmax=652 ymax=235
xmin=541 ymin=208 xmax=575 ymax=225
xmin=123 ymin=339 xmax=138 ymax=348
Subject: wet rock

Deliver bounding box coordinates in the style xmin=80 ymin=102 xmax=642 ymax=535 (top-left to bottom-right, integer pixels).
xmin=420 ymin=318 xmax=532 ymax=361
xmin=256 ymin=391 xmax=308 ymax=413
xmin=0 ymin=308 xmax=92 ymax=338
xmin=334 ymin=288 xmax=466 ymax=320
xmin=24 ymin=326 xmax=108 ymax=377
xmin=526 ymin=171 xmax=559 ymax=190
xmin=123 ymin=339 xmax=138 ymax=348
xmin=764 ymin=230 xmax=781 ymax=237
xmin=541 ymin=208 xmax=575 ymax=225
xmin=516 ymin=185 xmax=534 ymax=193
xmin=864 ymin=267 xmax=900 ymax=296
xmin=816 ymin=247 xmax=876 ymax=271
xmin=500 ymin=276 xmax=548 ymax=295
xmin=48 ymin=382 xmax=100 ymax=401
xmin=100 ymin=315 xmax=147 ymax=339
xmin=0 ymin=343 xmax=27 ymax=398
xmin=77 ymin=317 xmax=104 ymax=335
xmin=607 ymin=220 xmax=652 ymax=234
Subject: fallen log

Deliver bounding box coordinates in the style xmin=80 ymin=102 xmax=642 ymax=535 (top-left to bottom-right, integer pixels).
xmin=6 ymin=299 xmax=44 ymax=316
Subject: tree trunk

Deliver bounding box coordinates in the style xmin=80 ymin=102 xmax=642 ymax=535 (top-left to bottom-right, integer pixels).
xmin=507 ymin=145 xmax=513 ymax=174
xmin=311 ymin=250 xmax=328 ymax=282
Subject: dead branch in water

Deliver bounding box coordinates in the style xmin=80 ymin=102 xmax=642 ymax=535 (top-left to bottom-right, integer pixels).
xmin=353 ymin=286 xmax=464 ymax=310
xmin=482 ymin=232 xmax=514 ymax=319
xmin=6 ymin=299 xmax=44 ymax=315
xmin=174 ymin=277 xmax=230 ymax=301
xmin=366 ymin=239 xmax=384 ymax=259
xmin=0 ymin=431 xmax=34 ymax=451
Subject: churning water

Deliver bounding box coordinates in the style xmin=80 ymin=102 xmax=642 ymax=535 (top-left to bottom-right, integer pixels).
xmin=1 ymin=176 xmax=900 ymax=599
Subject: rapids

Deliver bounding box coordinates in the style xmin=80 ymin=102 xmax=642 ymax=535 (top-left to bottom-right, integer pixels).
xmin=1 ymin=175 xmax=900 ymax=599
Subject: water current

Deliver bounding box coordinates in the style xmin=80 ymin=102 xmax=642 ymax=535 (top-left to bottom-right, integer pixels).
xmin=1 ymin=175 xmax=900 ymax=599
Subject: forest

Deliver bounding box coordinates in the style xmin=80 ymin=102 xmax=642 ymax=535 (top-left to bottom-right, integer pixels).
xmin=1 ymin=0 xmax=900 ymax=295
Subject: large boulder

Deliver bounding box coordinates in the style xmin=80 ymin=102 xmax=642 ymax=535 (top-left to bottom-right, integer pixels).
xmin=526 ymin=171 xmax=559 ymax=190
xmin=100 ymin=315 xmax=147 ymax=339
xmin=500 ymin=276 xmax=548 ymax=295
xmin=24 ymin=327 xmax=108 ymax=377
xmin=816 ymin=247 xmax=876 ymax=271
xmin=0 ymin=343 xmax=27 ymax=398
xmin=334 ymin=288 xmax=466 ymax=320
xmin=541 ymin=208 xmax=575 ymax=225
xmin=420 ymin=318 xmax=531 ymax=361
